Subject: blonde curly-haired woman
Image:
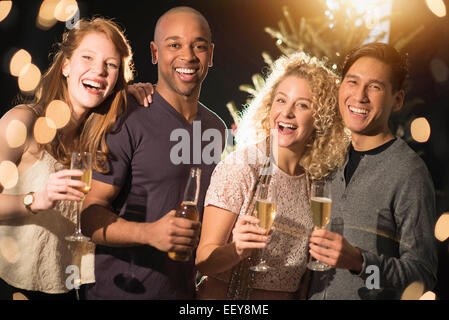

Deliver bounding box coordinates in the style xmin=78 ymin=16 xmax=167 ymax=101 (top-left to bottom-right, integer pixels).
xmin=195 ymin=52 xmax=350 ymax=299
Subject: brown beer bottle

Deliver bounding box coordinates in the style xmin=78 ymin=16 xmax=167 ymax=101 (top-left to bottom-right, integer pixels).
xmin=168 ymin=168 xmax=201 ymax=262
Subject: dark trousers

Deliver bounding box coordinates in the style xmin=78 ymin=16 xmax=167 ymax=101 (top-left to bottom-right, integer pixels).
xmin=0 ymin=277 xmax=84 ymax=300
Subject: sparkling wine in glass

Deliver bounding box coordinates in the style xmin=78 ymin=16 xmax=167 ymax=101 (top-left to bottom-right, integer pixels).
xmin=65 ymin=152 xmax=92 ymax=242
xmin=307 ymin=179 xmax=332 ymax=271
xmin=168 ymin=167 xmax=201 ymax=262
xmin=250 ymin=183 xmax=277 ymax=272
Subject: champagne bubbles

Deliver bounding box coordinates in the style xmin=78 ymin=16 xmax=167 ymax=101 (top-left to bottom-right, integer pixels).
xmin=426 ymin=0 xmax=447 ymax=18
xmin=45 ymin=100 xmax=71 ymax=129
xmin=0 ymin=236 xmax=21 ymax=264
xmin=6 ymin=119 xmax=27 ymax=148
xmin=0 ymin=1 xmax=13 ymax=23
xmin=435 ymin=213 xmax=449 ymax=242
xmin=410 ymin=117 xmax=431 ymax=143
xmin=0 ymin=161 xmax=19 ymax=190
xmin=33 ymin=117 xmax=57 ymax=144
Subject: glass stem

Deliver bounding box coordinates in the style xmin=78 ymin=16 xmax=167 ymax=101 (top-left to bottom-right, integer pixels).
xmin=76 ymin=199 xmax=83 ymax=234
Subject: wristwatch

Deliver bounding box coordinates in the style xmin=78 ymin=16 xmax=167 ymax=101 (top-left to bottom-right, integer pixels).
xmin=24 ymin=192 xmax=37 ymax=215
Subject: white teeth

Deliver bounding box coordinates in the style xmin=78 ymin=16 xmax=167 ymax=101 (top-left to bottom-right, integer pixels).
xmin=279 ymin=122 xmax=297 ymax=129
xmin=176 ymin=68 xmax=195 ymax=74
xmin=82 ymin=80 xmax=101 ymax=88
xmin=349 ymin=106 xmax=368 ymax=115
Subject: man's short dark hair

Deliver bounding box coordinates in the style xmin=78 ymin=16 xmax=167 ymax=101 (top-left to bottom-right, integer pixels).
xmin=341 ymin=42 xmax=409 ymax=92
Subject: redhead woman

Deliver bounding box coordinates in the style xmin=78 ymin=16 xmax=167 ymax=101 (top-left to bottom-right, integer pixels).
xmin=0 ymin=17 xmax=141 ymax=300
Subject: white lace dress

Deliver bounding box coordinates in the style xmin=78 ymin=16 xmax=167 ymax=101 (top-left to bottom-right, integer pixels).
xmin=204 ymin=144 xmax=313 ymax=292
xmin=0 ymin=150 xmax=95 ymax=293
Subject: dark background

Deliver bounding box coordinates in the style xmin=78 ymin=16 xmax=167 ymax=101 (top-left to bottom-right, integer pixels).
xmin=1 ymin=0 xmax=448 ymax=299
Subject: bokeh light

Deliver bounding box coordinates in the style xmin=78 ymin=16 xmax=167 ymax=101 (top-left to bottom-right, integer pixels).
xmin=401 ymin=281 xmax=424 ymax=300
xmin=0 ymin=161 xmax=19 ymax=190
xmin=54 ymin=0 xmax=78 ymax=22
xmin=426 ymin=0 xmax=447 ymax=18
xmin=430 ymin=58 xmax=448 ymax=83
xmin=0 ymin=236 xmax=20 ymax=264
xmin=410 ymin=117 xmax=431 ymax=143
xmin=435 ymin=213 xmax=449 ymax=242
xmin=420 ymin=291 xmax=437 ymax=300
xmin=33 ymin=117 xmax=57 ymax=144
xmin=6 ymin=119 xmax=27 ymax=148
xmin=0 ymin=0 xmax=13 ymax=23
xmin=12 ymin=292 xmax=28 ymax=300
xmin=18 ymin=63 xmax=41 ymax=93
xmin=36 ymin=0 xmax=59 ymax=30
xmin=10 ymin=49 xmax=32 ymax=77
xmin=45 ymin=100 xmax=71 ymax=129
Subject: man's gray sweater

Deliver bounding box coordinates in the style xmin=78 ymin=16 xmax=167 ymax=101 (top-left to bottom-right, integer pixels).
xmin=308 ymin=138 xmax=438 ymax=300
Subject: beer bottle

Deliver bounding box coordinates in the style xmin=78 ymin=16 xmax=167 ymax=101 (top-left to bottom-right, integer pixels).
xmin=168 ymin=167 xmax=201 ymax=262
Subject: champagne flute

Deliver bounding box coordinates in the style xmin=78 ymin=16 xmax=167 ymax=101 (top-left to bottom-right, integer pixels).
xmin=307 ymin=179 xmax=332 ymax=271
xmin=65 ymin=152 xmax=92 ymax=242
xmin=250 ymin=183 xmax=277 ymax=272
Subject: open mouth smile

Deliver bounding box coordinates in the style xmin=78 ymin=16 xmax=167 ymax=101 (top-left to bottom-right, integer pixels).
xmin=277 ymin=121 xmax=298 ymax=134
xmin=82 ymin=79 xmax=106 ymax=95
xmin=175 ymin=67 xmax=199 ymax=81
xmin=348 ymin=105 xmax=369 ymax=116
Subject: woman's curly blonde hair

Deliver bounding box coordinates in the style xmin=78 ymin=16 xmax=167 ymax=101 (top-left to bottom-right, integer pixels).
xmin=235 ymin=52 xmax=350 ymax=180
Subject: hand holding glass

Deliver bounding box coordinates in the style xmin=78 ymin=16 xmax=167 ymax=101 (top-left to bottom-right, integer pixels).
xmin=65 ymin=152 xmax=92 ymax=242
xmin=307 ymin=179 xmax=332 ymax=271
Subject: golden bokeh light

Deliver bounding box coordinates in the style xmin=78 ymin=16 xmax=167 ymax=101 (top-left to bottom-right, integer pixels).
xmin=426 ymin=0 xmax=447 ymax=18
xmin=6 ymin=119 xmax=27 ymax=148
xmin=0 ymin=161 xmax=19 ymax=190
xmin=435 ymin=213 xmax=449 ymax=242
xmin=12 ymin=292 xmax=28 ymax=300
xmin=54 ymin=0 xmax=78 ymax=22
xmin=45 ymin=100 xmax=71 ymax=129
xmin=419 ymin=291 xmax=437 ymax=300
xmin=401 ymin=281 xmax=424 ymax=300
xmin=10 ymin=49 xmax=32 ymax=77
xmin=0 ymin=236 xmax=21 ymax=264
xmin=410 ymin=117 xmax=431 ymax=143
xmin=0 ymin=0 xmax=13 ymax=23
xmin=18 ymin=63 xmax=41 ymax=93
xmin=36 ymin=0 xmax=59 ymax=30
xmin=33 ymin=117 xmax=57 ymax=144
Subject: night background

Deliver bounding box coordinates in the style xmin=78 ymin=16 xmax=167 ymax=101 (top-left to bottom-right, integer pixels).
xmin=0 ymin=0 xmax=448 ymax=299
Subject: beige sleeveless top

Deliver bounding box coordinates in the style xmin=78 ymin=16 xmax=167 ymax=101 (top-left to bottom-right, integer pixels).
xmin=0 ymin=150 xmax=95 ymax=293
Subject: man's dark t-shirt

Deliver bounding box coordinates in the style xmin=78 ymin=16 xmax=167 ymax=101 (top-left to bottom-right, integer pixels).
xmin=86 ymin=91 xmax=226 ymax=299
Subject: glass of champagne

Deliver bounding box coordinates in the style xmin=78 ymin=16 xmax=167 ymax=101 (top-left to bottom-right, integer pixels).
xmin=250 ymin=183 xmax=277 ymax=272
xmin=65 ymin=152 xmax=92 ymax=242
xmin=307 ymin=179 xmax=332 ymax=271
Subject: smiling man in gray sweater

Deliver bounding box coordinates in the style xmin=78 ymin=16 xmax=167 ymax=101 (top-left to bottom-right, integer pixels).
xmin=308 ymin=42 xmax=437 ymax=300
